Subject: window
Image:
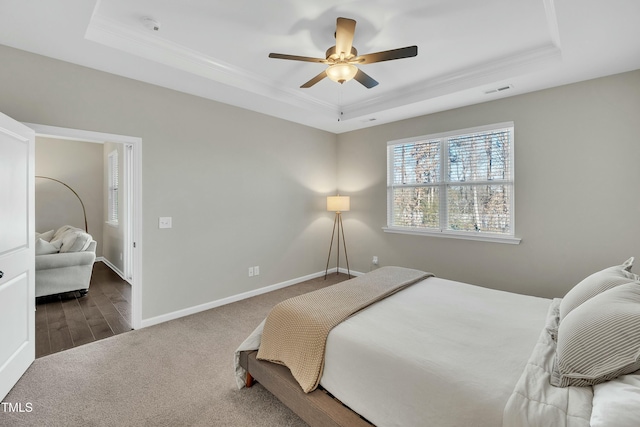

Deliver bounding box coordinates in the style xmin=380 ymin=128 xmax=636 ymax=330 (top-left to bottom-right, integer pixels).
xmin=386 ymin=122 xmax=518 ymax=243
xmin=107 ymin=150 xmax=119 ymax=225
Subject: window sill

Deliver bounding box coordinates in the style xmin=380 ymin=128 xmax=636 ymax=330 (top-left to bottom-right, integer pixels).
xmin=382 ymin=227 xmax=521 ymax=245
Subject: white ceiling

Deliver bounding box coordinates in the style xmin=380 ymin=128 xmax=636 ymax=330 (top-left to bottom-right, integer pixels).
xmin=1 ymin=0 xmax=639 ymax=134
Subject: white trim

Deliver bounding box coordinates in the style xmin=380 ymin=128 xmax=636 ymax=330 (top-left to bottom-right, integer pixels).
xmin=26 ymin=122 xmax=143 ymax=330
xmin=96 ymin=256 xmax=128 ymax=282
xmin=140 ymin=268 xmax=364 ymax=328
xmin=123 ymin=144 xmax=134 ymax=282
xmin=336 ymin=267 xmax=364 ymax=277
xmin=23 ymin=123 xmax=140 ymax=145
xmin=543 ymin=0 xmax=562 ymax=49
xmin=383 ymin=226 xmax=521 ymax=244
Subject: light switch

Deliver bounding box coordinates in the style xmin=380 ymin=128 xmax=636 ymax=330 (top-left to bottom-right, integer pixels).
xmin=159 ymin=217 xmax=172 ymax=229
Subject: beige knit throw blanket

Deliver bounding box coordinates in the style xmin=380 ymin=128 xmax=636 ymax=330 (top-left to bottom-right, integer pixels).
xmin=256 ymin=266 xmax=433 ymax=393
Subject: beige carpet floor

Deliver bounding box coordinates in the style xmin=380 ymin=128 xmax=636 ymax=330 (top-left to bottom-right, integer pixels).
xmin=1 ymin=273 xmax=350 ymax=427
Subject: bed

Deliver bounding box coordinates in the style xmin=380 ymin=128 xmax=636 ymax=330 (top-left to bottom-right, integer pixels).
xmin=235 ymin=263 xmax=640 ymax=427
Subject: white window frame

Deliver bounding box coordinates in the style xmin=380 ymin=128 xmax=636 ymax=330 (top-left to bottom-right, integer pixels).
xmin=384 ymin=122 xmax=520 ymax=244
xmin=107 ymin=149 xmax=119 ymax=226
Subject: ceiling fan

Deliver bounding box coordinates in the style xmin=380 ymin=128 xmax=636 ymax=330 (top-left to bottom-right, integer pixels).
xmin=269 ymin=17 xmax=418 ymax=89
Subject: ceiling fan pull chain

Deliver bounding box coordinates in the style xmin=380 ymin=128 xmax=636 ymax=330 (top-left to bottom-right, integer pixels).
xmin=338 ymin=88 xmax=343 ymax=122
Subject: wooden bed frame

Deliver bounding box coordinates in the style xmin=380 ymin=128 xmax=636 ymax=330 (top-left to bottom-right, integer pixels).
xmin=239 ymin=350 xmax=372 ymax=427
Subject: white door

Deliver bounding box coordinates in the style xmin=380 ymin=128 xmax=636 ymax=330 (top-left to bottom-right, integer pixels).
xmin=0 ymin=112 xmax=35 ymax=400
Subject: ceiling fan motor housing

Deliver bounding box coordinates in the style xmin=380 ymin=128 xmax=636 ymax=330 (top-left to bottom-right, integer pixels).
xmin=326 ymin=46 xmax=358 ymax=63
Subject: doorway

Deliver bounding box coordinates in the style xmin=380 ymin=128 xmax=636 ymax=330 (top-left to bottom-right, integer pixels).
xmin=27 ymin=123 xmax=142 ymax=332
xmin=35 ymin=262 xmax=132 ymax=357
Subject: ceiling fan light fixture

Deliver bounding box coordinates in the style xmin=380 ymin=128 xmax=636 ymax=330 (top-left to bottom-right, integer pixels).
xmin=326 ymin=63 xmax=358 ymax=84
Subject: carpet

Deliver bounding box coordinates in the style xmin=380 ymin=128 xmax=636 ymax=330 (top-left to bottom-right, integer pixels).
xmin=0 ymin=273 xmax=349 ymax=426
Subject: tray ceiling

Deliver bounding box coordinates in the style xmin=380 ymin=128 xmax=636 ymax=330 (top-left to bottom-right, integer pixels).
xmin=0 ymin=0 xmax=639 ymax=133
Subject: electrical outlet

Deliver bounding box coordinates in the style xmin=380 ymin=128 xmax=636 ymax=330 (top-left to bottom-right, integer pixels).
xmin=372 ymin=256 xmax=379 ymax=265
xmin=254 ymin=266 xmax=260 ymax=276
xmin=248 ymin=267 xmax=254 ymax=277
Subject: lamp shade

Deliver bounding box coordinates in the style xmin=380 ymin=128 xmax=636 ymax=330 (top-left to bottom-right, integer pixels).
xmin=327 ymin=195 xmax=350 ymax=212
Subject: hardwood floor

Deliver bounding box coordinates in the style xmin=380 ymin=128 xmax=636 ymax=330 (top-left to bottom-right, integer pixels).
xmin=35 ymin=261 xmax=132 ymax=358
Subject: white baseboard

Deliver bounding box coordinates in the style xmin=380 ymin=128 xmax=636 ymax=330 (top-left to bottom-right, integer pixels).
xmin=140 ymin=267 xmax=363 ymax=329
xmin=97 ymin=257 xmax=127 ymax=282
xmin=335 ymin=267 xmax=363 ymax=277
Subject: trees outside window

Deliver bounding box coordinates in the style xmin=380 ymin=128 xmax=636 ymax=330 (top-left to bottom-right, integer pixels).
xmin=387 ymin=123 xmax=515 ymax=241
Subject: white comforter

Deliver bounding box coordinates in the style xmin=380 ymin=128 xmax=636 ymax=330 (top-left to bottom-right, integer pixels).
xmin=320 ymin=277 xmax=550 ymax=427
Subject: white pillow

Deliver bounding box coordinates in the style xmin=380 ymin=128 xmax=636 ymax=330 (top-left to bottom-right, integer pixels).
xmin=35 ymin=229 xmax=54 ymax=242
xmin=552 ymin=282 xmax=640 ymax=387
xmin=35 ymin=238 xmax=62 ymax=255
xmin=559 ymin=257 xmax=638 ymax=321
xmin=591 ymin=372 xmax=640 ymax=427
xmin=58 ymin=230 xmax=93 ymax=253
xmin=52 ymin=225 xmax=81 ymax=241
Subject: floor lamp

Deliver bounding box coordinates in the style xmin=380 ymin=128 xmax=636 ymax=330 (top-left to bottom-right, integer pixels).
xmin=324 ymin=195 xmax=351 ymax=280
xmin=35 ymin=176 xmax=88 ymax=232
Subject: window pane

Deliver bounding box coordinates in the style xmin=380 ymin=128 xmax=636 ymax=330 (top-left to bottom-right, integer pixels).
xmin=391 ymin=140 xmax=440 ymax=185
xmin=448 ymin=129 xmax=511 ymax=182
xmin=108 ymin=151 xmax=119 ymax=223
xmin=447 ymin=185 xmax=511 ymax=234
xmin=392 ymin=187 xmax=439 ymax=228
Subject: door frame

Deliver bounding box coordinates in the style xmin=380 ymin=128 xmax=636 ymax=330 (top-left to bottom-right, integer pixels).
xmin=25 ymin=123 xmax=143 ymax=329
xmin=124 ymin=143 xmax=134 ymax=282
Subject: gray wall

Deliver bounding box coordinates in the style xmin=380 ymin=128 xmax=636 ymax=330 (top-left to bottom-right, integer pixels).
xmin=35 ymin=137 xmax=104 ymax=257
xmin=0 ymin=45 xmax=337 ymax=320
xmin=102 ymin=141 xmax=125 ymax=274
xmin=337 ymin=70 xmax=640 ymax=299
xmin=5 ymin=42 xmax=640 ymax=321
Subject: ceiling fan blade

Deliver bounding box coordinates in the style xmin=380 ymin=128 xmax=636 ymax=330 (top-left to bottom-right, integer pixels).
xmin=335 ymin=17 xmax=356 ymax=57
xmin=269 ymin=53 xmax=327 ymax=63
xmin=354 ymin=69 xmax=379 ymax=89
xmin=354 ymin=46 xmax=418 ymax=64
xmin=300 ymin=70 xmax=328 ymax=88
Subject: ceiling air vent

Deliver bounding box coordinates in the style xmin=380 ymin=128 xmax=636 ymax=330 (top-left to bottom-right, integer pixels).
xmin=484 ymin=84 xmax=513 ymax=95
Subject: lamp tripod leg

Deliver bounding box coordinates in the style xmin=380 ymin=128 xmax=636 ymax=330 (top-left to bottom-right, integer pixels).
xmin=336 ymin=213 xmax=340 ymax=276
xmin=324 ymin=213 xmax=338 ymax=280
xmin=339 ymin=213 xmax=350 ymax=278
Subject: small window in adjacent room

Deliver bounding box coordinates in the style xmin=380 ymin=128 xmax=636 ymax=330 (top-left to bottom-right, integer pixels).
xmin=107 ymin=150 xmax=119 ymax=226
xmin=385 ymin=122 xmax=519 ymax=244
